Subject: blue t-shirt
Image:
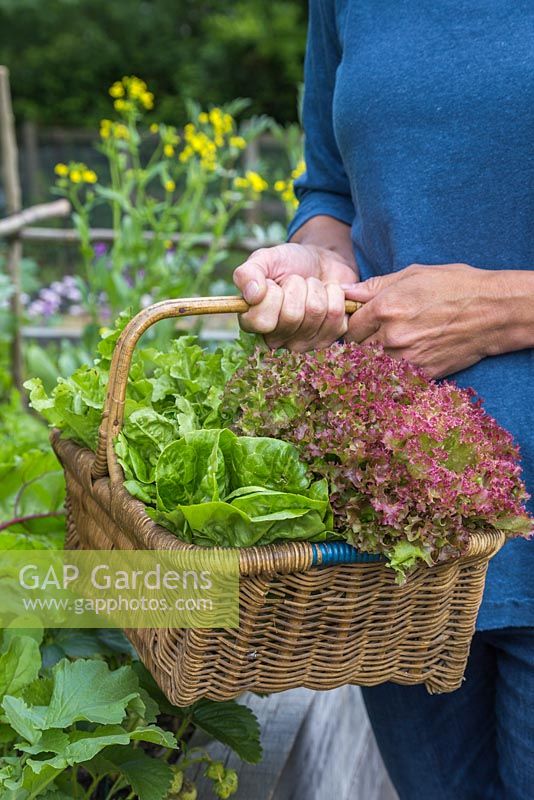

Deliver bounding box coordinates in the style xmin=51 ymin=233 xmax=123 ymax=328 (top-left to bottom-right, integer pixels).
xmin=288 ymin=0 xmax=534 ymax=630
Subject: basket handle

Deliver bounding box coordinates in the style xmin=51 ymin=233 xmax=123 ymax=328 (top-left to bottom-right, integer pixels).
xmin=91 ymin=295 xmax=360 ymax=482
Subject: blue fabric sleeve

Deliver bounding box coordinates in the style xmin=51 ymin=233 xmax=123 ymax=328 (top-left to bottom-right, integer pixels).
xmin=287 ymin=0 xmax=356 ymax=240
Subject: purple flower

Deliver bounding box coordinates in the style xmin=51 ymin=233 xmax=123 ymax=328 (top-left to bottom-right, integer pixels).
xmin=93 ymin=242 xmax=108 ymax=258
xmin=65 ymin=286 xmax=82 ymax=302
xmin=40 ymin=288 xmax=61 ymax=304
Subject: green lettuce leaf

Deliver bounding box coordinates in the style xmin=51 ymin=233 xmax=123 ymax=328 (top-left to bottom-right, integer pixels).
xmin=227 ymin=436 xmax=310 ymax=494
xmin=156 ymin=429 xmax=235 ymax=510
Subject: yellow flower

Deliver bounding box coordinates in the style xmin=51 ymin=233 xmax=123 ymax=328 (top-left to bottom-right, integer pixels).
xmin=291 ymin=159 xmax=306 ymax=180
xmin=114 ymin=123 xmax=130 ymax=140
xmin=283 ymin=187 xmax=296 ymax=203
xmin=82 ymin=170 xmax=97 ymax=184
xmin=109 ymin=76 xmax=155 ymax=111
xmin=229 ymin=136 xmax=246 ymax=149
xmin=198 ymin=112 xmax=209 ymax=124
xmin=179 ymin=146 xmax=194 ymax=163
xmin=109 ymin=81 xmax=124 ymax=98
xmin=70 ymin=170 xmax=82 ymax=184
xmin=184 ymin=123 xmax=196 ymax=141
xmin=100 ymin=119 xmax=112 ymax=139
xmin=274 ymin=180 xmax=287 ymax=192
xmin=126 ymin=76 xmax=148 ymax=99
xmin=164 ymin=179 xmax=176 ymax=192
xmin=207 ymin=107 xmax=234 ymax=140
xmin=150 ymin=123 xmax=159 ymax=134
xmin=164 ymin=144 xmax=175 ymax=157
xmin=141 ymin=91 xmax=154 ymax=110
xmin=233 ymin=176 xmax=249 ymax=190
xmin=54 ymin=163 xmax=69 ymax=177
xmin=245 ymin=170 xmax=268 ymax=193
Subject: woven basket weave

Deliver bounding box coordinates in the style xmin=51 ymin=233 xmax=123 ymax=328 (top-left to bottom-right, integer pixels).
xmin=52 ymin=296 xmax=505 ymax=705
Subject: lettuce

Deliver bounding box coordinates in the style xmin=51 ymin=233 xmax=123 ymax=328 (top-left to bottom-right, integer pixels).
xmin=151 ymin=429 xmax=333 ymax=546
xmin=26 ymin=319 xmax=331 ymax=548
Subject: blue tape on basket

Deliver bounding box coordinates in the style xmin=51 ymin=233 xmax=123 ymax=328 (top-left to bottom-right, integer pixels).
xmin=311 ymin=542 xmax=385 ymax=567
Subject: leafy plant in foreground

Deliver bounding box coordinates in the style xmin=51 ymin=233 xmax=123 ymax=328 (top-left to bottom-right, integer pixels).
xmin=0 ymin=630 xmax=261 ymax=799
xmin=26 ymin=324 xmax=333 ymax=547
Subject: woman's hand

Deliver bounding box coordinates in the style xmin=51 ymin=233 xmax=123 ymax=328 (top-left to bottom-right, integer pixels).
xmin=233 ymin=242 xmax=358 ymax=351
xmin=344 ymin=263 xmax=505 ymax=378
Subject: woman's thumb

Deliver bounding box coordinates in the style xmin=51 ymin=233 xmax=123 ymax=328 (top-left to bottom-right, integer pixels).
xmin=233 ymin=259 xmax=269 ymax=305
xmin=341 ymin=272 xmax=399 ymax=300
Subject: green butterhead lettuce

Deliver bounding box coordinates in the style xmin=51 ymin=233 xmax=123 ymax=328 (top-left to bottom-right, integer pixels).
xmin=150 ymin=429 xmax=333 ymax=546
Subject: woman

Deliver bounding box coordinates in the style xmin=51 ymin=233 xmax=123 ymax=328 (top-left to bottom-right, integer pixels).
xmin=233 ymin=2 xmax=534 ymax=798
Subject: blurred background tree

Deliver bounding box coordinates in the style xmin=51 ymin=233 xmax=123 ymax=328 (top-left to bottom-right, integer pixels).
xmin=0 ymin=0 xmax=307 ymax=128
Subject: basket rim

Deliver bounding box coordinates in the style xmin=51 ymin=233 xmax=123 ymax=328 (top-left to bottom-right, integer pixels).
xmin=52 ymin=429 xmax=506 ymax=576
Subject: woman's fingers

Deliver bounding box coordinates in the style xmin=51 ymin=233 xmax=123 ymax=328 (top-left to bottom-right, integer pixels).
xmin=233 ymin=243 xmax=321 ymax=306
xmin=245 ymin=279 xmax=350 ymax=352
xmin=264 ymin=275 xmax=307 ymax=349
xmin=238 ymin=279 xmax=284 ymax=334
xmin=345 ymin=299 xmax=381 ymax=343
xmin=306 ymin=282 xmax=349 ymax=349
xmin=284 ymin=277 xmax=328 ymax=351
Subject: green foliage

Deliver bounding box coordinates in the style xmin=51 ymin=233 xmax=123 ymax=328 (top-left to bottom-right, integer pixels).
xmin=190 ymin=700 xmax=262 ymax=764
xmin=0 ymin=391 xmax=65 ymax=550
xmin=0 ymin=632 xmax=259 ymax=798
xmin=0 ymin=0 xmax=306 ymax=127
xmin=50 ymin=85 xmax=273 ymax=331
xmin=25 ymin=330 xmax=252 ymax=452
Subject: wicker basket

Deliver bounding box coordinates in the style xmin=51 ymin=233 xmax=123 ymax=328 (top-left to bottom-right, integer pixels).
xmin=52 ymin=296 xmax=505 ymax=705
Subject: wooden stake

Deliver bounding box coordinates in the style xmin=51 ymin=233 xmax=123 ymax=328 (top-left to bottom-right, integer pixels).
xmin=0 ymin=198 xmax=70 ymax=237
xmin=0 ymin=65 xmax=24 ymax=394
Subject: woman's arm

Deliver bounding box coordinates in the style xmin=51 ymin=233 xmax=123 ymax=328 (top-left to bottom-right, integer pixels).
xmin=290 ymin=214 xmax=358 ymax=274
xmin=491 ymin=270 xmax=534 ymax=353
xmin=233 ymin=0 xmax=360 ymax=352
xmin=343 ymin=262 xmax=534 ymax=379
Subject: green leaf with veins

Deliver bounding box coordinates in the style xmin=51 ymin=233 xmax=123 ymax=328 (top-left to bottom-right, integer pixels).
xmin=41 ymin=659 xmax=139 ymax=728
xmin=0 ymin=636 xmax=41 ymax=702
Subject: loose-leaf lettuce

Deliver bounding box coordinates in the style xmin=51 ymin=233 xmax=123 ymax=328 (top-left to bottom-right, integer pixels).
xmin=25 ymin=320 xmax=335 ymax=550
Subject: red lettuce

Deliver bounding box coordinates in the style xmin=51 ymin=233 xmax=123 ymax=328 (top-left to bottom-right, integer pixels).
xmin=222 ymin=343 xmax=533 ymax=575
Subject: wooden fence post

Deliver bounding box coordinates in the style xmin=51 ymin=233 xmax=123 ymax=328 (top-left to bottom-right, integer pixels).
xmin=22 ymin=120 xmax=39 ymax=205
xmin=0 ymin=65 xmax=24 ymax=394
